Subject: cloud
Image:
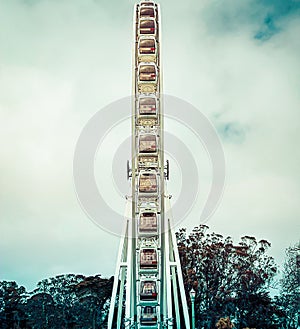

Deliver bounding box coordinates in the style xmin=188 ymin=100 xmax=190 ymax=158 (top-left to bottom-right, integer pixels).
xmin=0 ymin=0 xmax=299 ymax=290
xmin=0 ymin=0 xmax=131 ymax=290
xmin=195 ymin=0 xmax=300 ymax=39
xmin=163 ymin=0 xmax=300 ymax=268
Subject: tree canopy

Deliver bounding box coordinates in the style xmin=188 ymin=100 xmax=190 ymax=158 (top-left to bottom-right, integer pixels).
xmin=0 ymin=274 xmax=113 ymax=329
xmin=176 ymin=225 xmax=281 ymax=329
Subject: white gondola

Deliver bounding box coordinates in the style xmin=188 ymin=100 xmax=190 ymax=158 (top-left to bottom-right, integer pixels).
xmin=140 ymin=248 xmax=157 ymax=269
xmin=139 ymin=134 xmax=157 ymax=153
xmin=140 ymin=280 xmax=158 ymax=301
xmin=138 ymin=171 xmax=158 ymax=193
xmin=138 ymin=36 xmax=157 ymax=63
xmin=138 ymin=212 xmax=158 ymax=234
xmin=139 ymin=96 xmax=157 ymax=115
xmin=139 ymin=17 xmax=156 ymax=36
xmin=138 ymin=63 xmax=158 ymax=93
xmin=140 ymin=306 xmax=158 ymax=326
xmin=137 ymin=96 xmax=159 ymax=128
xmin=139 ymin=64 xmax=157 ymax=82
xmin=138 ymin=37 xmax=156 ymax=55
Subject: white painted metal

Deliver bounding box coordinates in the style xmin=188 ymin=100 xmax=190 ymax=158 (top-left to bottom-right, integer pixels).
xmin=107 ymin=202 xmax=131 ymax=329
xmin=165 ymin=195 xmax=191 ymax=329
xmin=107 ymin=2 xmax=191 ymax=328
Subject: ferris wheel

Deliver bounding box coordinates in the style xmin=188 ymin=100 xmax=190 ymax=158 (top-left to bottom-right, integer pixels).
xmin=108 ymin=1 xmax=191 ymax=328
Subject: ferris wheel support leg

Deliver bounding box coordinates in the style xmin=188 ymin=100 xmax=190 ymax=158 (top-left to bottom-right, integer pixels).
xmin=164 ymin=215 xmax=173 ymax=328
xmin=160 ymin=231 xmax=167 ymax=324
xmin=107 ymin=270 xmax=119 ymax=329
xmin=125 ymin=227 xmax=133 ymax=323
xmin=108 ymin=206 xmax=131 ymax=329
xmin=171 ymin=265 xmax=180 ymax=329
xmin=117 ymin=267 xmax=126 ymax=328
xmin=167 ymin=218 xmax=181 ymax=329
xmin=168 ymin=218 xmax=191 ymax=329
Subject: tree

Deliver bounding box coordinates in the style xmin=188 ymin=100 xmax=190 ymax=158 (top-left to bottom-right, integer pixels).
xmin=279 ymin=241 xmax=300 ymax=329
xmin=73 ymin=275 xmax=114 ymax=328
xmin=26 ymin=291 xmax=55 ymax=329
xmin=176 ymin=225 xmax=278 ymax=329
xmin=0 ymin=281 xmax=27 ymax=329
xmin=24 ymin=273 xmax=114 ymax=328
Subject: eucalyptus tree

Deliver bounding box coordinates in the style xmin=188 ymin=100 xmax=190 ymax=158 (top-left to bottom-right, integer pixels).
xmin=176 ymin=225 xmax=278 ymax=329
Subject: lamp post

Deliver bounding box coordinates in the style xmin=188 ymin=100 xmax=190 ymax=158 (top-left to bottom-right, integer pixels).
xmin=190 ymin=288 xmax=196 ymax=329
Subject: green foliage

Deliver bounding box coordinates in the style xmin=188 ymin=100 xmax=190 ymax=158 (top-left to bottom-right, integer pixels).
xmin=278 ymin=241 xmax=300 ymax=329
xmin=0 ymin=281 xmax=27 ymax=329
xmin=0 ymin=274 xmax=113 ymax=329
xmin=176 ymin=225 xmax=279 ymax=329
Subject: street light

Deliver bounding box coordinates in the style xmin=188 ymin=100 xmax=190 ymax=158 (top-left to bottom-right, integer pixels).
xmin=190 ymin=288 xmax=196 ymax=329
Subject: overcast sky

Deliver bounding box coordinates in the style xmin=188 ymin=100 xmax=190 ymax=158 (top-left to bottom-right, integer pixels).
xmin=0 ymin=0 xmax=299 ymax=292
